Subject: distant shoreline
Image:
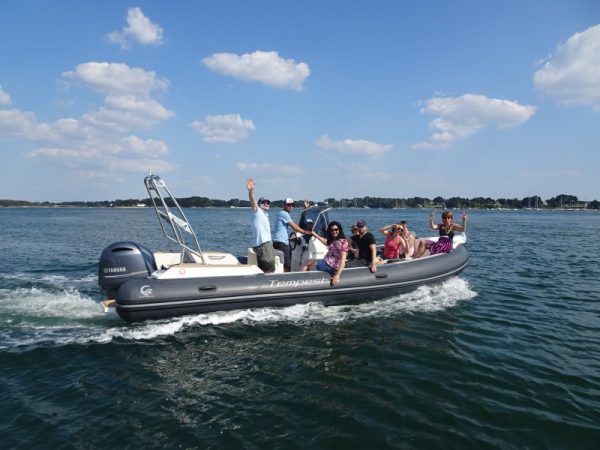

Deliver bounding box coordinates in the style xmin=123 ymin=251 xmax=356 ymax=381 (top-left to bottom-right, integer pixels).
xmin=1 ymin=194 xmax=597 ymax=210
xmin=1 ymin=205 xmax=597 ymax=212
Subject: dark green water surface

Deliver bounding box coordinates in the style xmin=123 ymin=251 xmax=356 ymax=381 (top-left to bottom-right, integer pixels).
xmin=1 ymin=208 xmax=599 ymax=449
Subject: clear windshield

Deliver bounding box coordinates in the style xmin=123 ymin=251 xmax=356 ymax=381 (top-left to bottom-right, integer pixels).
xmin=299 ymin=207 xmax=331 ymax=238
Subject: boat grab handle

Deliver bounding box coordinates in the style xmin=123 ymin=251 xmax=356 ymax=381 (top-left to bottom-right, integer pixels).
xmin=198 ymin=285 xmax=217 ymax=291
xmin=375 ymin=273 xmax=388 ymax=279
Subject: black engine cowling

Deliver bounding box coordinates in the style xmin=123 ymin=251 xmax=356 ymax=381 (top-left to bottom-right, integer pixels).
xmin=98 ymin=241 xmax=157 ymax=299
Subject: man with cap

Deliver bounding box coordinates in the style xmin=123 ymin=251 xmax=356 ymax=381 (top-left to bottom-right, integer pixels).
xmin=246 ymin=177 xmax=276 ymax=273
xmin=273 ymin=197 xmax=309 ymax=272
xmin=346 ymin=219 xmax=378 ymax=273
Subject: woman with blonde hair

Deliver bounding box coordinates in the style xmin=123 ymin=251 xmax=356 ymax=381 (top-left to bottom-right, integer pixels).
xmin=398 ymin=221 xmax=416 ymax=259
xmin=378 ymin=223 xmax=406 ymax=260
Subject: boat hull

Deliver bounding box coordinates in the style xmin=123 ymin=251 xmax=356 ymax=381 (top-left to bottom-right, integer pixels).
xmin=114 ymin=245 xmax=469 ymax=322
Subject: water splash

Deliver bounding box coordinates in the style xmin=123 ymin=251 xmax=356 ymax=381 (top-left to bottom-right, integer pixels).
xmin=3 ymin=271 xmax=97 ymax=286
xmin=0 ymin=278 xmax=476 ymax=351
xmin=0 ymin=287 xmax=103 ymax=320
xmin=88 ymin=278 xmax=476 ymax=342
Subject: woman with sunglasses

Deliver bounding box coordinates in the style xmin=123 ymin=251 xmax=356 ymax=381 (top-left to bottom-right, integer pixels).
xmin=310 ymin=221 xmax=348 ymax=286
xmin=414 ymin=210 xmax=468 ymax=258
xmin=378 ymin=223 xmax=408 ymax=260
xmin=398 ymin=221 xmax=417 ymax=258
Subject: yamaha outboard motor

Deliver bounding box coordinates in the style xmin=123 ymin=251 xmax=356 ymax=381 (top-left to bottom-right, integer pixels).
xmin=98 ymin=241 xmax=157 ymax=299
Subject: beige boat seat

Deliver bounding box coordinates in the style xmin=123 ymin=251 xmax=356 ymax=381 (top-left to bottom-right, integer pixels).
xmin=247 ymin=247 xmax=284 ymax=273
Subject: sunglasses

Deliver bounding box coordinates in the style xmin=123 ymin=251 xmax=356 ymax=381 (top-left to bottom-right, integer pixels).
xmin=329 ymin=227 xmax=339 ymax=232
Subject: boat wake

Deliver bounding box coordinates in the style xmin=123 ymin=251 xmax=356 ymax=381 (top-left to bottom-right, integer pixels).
xmin=0 ymin=286 xmax=104 ymax=320
xmin=0 ymin=277 xmax=476 ymax=351
xmin=3 ymin=271 xmax=97 ymax=288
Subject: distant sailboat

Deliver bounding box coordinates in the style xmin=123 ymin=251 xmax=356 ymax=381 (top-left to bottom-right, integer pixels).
xmin=394 ymin=199 xmax=407 ymax=209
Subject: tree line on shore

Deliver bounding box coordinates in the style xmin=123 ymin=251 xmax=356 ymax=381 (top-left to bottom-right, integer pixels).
xmin=1 ymin=194 xmax=598 ymax=209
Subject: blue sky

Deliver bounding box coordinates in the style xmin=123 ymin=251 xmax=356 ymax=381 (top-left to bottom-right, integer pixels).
xmin=1 ymin=1 xmax=599 ymax=202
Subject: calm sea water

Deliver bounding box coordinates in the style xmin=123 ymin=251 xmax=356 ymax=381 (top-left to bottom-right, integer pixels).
xmin=1 ymin=207 xmax=599 ymax=449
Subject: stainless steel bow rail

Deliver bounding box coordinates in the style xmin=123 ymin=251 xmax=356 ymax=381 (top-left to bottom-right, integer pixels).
xmin=144 ymin=174 xmax=206 ymax=264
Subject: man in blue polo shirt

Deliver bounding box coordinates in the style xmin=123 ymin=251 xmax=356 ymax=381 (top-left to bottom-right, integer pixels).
xmin=246 ymin=177 xmax=276 ymax=273
xmin=273 ymin=197 xmax=307 ymax=272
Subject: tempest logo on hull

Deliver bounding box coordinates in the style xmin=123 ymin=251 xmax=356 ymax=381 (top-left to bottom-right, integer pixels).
xmin=269 ymin=278 xmax=329 ymax=289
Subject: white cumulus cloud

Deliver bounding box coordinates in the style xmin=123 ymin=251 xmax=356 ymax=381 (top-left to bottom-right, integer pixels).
xmin=0 ymin=110 xmax=88 ymax=143
xmin=1 ymin=64 xmax=174 ymax=174
xmin=27 ymin=135 xmax=174 ymax=173
xmin=533 ymin=24 xmax=600 ymax=111
xmin=107 ymin=7 xmax=164 ymax=49
xmin=120 ymin=135 xmax=168 ymax=157
xmin=191 ymin=114 xmax=255 ymax=143
xmin=414 ymin=93 xmax=536 ymax=149
xmin=83 ymin=95 xmax=175 ymax=132
xmin=316 ymin=135 xmax=393 ymax=158
xmin=0 ymin=85 xmax=12 ymax=106
xmin=63 ymin=62 xmax=169 ymax=96
xmin=61 ymin=63 xmax=174 ymax=132
xmin=0 ymin=109 xmax=37 ymax=138
xmin=202 ymin=50 xmax=310 ymax=91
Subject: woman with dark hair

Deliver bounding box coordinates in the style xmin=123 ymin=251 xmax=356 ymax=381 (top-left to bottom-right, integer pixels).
xmin=310 ymin=221 xmax=348 ymax=286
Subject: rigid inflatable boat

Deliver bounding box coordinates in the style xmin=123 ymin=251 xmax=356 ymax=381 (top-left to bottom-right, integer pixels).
xmin=98 ymin=175 xmax=469 ymax=323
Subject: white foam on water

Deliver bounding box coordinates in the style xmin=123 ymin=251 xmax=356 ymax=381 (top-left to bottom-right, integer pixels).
xmin=86 ymin=277 xmax=477 ymax=342
xmin=1 ymin=278 xmax=477 ymax=349
xmin=0 ymin=287 xmax=104 ymax=319
xmin=40 ymin=273 xmax=97 ymax=284
xmin=0 ymin=286 xmax=114 ymax=351
xmin=232 ymin=276 xmax=478 ymax=324
xmin=3 ymin=271 xmax=97 ymax=285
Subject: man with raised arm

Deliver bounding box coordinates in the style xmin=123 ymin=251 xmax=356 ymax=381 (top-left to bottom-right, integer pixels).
xmin=246 ymin=177 xmax=276 ymax=273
